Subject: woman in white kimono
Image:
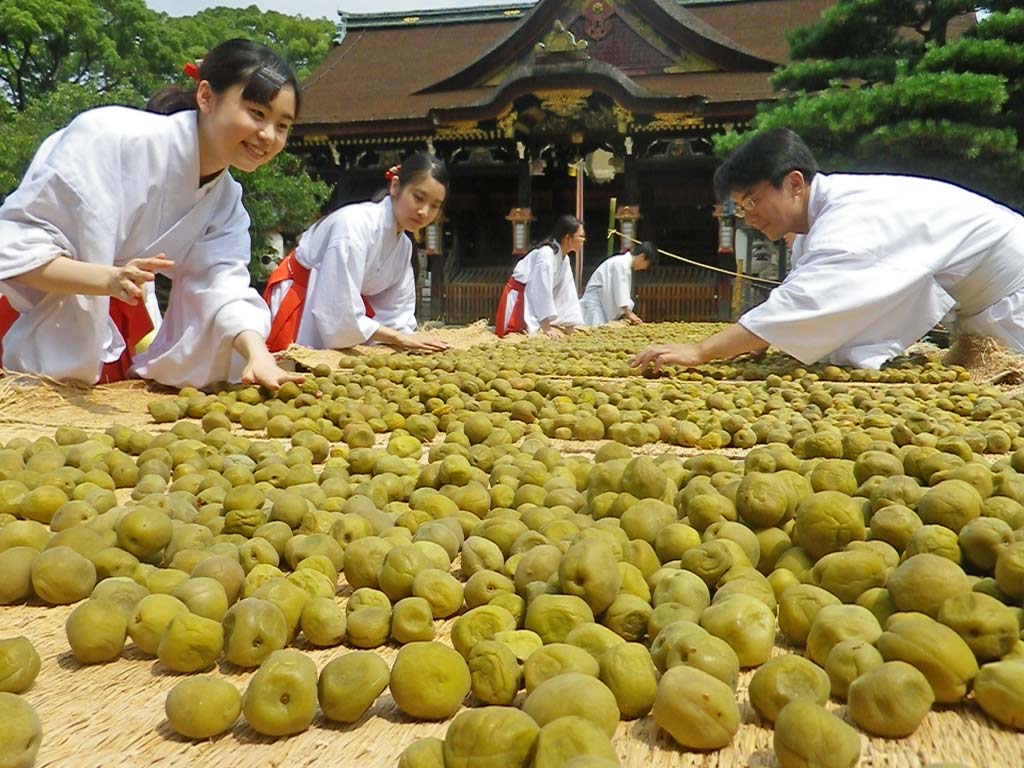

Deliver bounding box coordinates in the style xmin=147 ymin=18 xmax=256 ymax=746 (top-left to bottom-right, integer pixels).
xmin=495 ymin=215 xmax=585 ymax=338
xmin=580 ymin=241 xmax=655 ymax=326
xmin=634 ymin=128 xmax=1024 ymax=371
xmin=0 ymin=39 xmax=301 ymax=390
xmin=265 ymin=152 xmax=450 ymax=353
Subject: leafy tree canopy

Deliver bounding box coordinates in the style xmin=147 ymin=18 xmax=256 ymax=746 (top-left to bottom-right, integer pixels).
xmin=0 ymin=0 xmax=179 ymax=110
xmin=0 ymin=82 xmax=143 ymax=193
xmin=167 ymin=6 xmax=335 ymax=81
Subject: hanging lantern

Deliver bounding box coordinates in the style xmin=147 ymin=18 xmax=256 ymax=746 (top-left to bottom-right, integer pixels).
xmin=424 ymin=218 xmax=442 ymax=256
xmin=715 ymin=201 xmax=736 ymax=255
xmin=506 ymin=207 xmax=533 ymax=256
xmin=615 ymin=205 xmax=641 ymax=251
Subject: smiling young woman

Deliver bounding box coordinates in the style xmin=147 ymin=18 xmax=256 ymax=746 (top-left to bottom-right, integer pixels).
xmin=264 ymin=151 xmax=452 ymax=354
xmin=0 ymin=39 xmax=305 ymax=390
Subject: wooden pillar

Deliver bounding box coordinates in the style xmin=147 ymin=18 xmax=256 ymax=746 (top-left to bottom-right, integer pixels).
xmin=518 ymin=144 xmax=532 ymax=209
xmin=507 ymin=144 xmax=534 ymax=257
xmin=423 ymin=220 xmax=443 ymax=321
xmin=429 ymin=254 xmax=444 ymax=321
xmin=624 ymin=141 xmax=639 ymax=204
xmin=619 ymin=137 xmax=641 ymax=252
xmin=777 ymin=239 xmax=789 ymax=283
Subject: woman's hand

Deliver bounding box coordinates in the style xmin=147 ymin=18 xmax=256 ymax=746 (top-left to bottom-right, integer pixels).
xmin=538 ymin=320 xmax=562 ymax=339
xmin=10 ymin=253 xmax=173 ymax=301
xmin=233 ymin=330 xmax=306 ymax=391
xmin=108 ymin=255 xmax=175 ymax=304
xmin=393 ymin=333 xmax=450 ymax=353
xmin=623 ymin=310 xmax=644 ymax=325
xmin=241 ymin=353 xmax=307 ymax=390
xmin=370 ymin=325 xmax=448 ymax=353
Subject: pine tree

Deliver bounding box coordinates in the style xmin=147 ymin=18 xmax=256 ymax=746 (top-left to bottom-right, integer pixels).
xmin=718 ymin=2 xmax=1024 ymax=210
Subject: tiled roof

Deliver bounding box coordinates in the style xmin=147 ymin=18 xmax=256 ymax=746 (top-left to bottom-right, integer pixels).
xmin=293 ymin=0 xmax=854 ymax=133
xmin=299 ymin=22 xmax=511 ymax=129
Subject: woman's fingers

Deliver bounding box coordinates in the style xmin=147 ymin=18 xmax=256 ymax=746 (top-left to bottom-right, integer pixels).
xmin=134 ymin=255 xmax=175 ymax=273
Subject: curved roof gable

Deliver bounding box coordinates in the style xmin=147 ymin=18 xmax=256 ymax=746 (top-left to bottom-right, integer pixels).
xmin=419 ymin=0 xmax=776 ymax=95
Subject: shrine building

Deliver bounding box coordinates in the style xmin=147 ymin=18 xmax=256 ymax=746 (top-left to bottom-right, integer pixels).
xmin=291 ymin=0 xmax=835 ymax=323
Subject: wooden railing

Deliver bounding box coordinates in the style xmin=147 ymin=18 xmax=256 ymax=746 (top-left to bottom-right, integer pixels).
xmin=443 ymin=265 xmax=727 ymax=325
xmin=634 ymin=284 xmax=725 ymax=322
xmin=444 ymin=268 xmax=509 ymax=326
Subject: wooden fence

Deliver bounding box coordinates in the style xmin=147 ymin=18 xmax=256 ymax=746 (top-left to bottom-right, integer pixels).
xmin=443 ymin=265 xmax=727 ymax=325
xmin=443 ymin=268 xmax=508 ymax=326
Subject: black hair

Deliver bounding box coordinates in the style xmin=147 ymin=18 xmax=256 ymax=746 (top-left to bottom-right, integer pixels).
xmin=146 ymin=39 xmax=301 ymax=117
xmin=633 ymin=241 xmax=657 ymax=266
xmin=371 ymin=151 xmax=450 ymax=204
xmin=713 ymin=128 xmax=819 ymax=200
xmin=396 ymin=151 xmax=450 ymax=196
xmin=536 ymin=214 xmax=583 ymax=253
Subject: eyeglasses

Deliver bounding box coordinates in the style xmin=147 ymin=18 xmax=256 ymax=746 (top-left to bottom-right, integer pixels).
xmin=733 ymin=182 xmax=772 ymax=219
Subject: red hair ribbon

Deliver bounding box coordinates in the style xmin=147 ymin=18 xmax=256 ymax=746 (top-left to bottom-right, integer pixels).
xmin=182 ymin=62 xmax=201 ymax=82
xmin=385 ymin=165 xmax=401 ymax=182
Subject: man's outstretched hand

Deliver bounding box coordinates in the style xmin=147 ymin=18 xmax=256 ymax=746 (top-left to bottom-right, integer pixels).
xmin=630 ymin=343 xmax=705 ymax=372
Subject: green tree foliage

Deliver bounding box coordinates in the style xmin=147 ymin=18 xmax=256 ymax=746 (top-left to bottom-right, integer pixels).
xmin=0 ymin=3 xmax=333 ymax=262
xmin=243 ymin=151 xmax=330 ymax=275
xmin=716 ymin=3 xmax=1024 ymax=210
xmin=0 ymin=82 xmax=143 ymax=193
xmin=165 ymin=7 xmax=335 ymax=81
xmin=0 ymin=0 xmax=178 ymax=110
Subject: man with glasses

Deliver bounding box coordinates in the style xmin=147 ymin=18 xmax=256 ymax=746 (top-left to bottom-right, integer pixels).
xmin=633 ymin=128 xmax=1024 ymax=371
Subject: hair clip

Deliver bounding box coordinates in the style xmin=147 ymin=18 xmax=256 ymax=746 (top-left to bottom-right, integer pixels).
xmin=252 ymin=66 xmax=287 ymax=89
xmin=385 ymin=165 xmax=401 ymax=182
xmin=183 ymin=61 xmax=201 ymax=83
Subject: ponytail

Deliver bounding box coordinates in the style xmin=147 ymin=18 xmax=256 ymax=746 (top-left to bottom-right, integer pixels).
xmin=534 ymin=214 xmax=583 ymax=253
xmin=371 ymin=151 xmax=450 ymax=203
xmin=146 ymin=86 xmax=197 ymax=115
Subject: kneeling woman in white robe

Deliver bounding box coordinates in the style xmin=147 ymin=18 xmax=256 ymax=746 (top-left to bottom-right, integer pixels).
xmin=495 ymin=215 xmax=585 ymax=338
xmin=0 ymin=39 xmax=301 ymax=390
xmin=265 ymin=152 xmax=449 ymax=353
xmin=581 ymin=241 xmax=655 ymax=326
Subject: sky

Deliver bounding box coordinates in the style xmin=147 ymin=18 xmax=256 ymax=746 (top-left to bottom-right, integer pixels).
xmin=144 ymin=0 xmax=523 ymax=20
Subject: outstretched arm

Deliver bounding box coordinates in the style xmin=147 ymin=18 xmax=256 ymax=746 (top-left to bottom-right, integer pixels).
xmin=631 ymin=323 xmax=768 ymax=371
xmin=10 ymin=254 xmax=174 ymax=305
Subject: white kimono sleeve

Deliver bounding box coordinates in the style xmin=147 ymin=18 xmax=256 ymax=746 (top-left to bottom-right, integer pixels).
xmin=0 ymin=114 xmax=125 ymax=380
xmin=523 ymin=252 xmax=558 ymax=327
xmin=366 ymin=261 xmax=418 ymax=335
xmin=606 ymin=259 xmax=634 ymax=316
xmin=133 ymin=199 xmax=269 ymax=388
xmin=739 ymin=248 xmax=956 ymax=368
xmin=580 ymin=300 xmax=607 ymax=326
xmin=308 ymin=238 xmax=381 ymax=348
xmin=552 ymin=257 xmax=583 ymax=326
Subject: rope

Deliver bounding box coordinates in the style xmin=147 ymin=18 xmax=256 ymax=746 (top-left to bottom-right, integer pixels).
xmin=608 ymin=228 xmax=782 ymax=286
